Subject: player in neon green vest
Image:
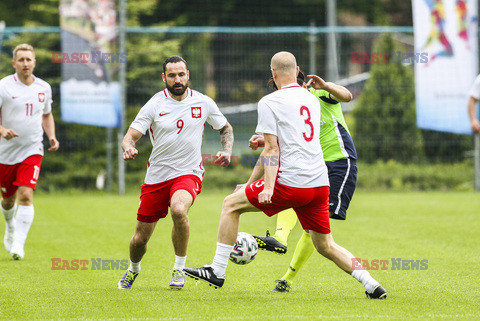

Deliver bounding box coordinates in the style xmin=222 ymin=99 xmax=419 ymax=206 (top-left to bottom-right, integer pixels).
xmin=250 ymin=71 xmax=361 ymax=293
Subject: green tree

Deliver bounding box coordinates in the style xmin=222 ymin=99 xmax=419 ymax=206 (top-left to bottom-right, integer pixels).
xmin=353 ymin=33 xmax=423 ymax=163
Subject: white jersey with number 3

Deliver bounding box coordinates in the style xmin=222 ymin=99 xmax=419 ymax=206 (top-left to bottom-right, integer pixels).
xmin=256 ymin=83 xmax=329 ymax=188
xmin=0 ymin=74 xmax=53 ymax=165
xmin=130 ymin=88 xmax=227 ymax=184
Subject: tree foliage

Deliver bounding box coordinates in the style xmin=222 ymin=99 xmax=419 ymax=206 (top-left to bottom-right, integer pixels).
xmin=353 ymin=33 xmax=423 ymax=163
xmin=1 ymin=0 xmax=412 ymax=28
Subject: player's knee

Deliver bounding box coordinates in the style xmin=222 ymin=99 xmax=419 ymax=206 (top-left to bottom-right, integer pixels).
xmin=1 ymin=198 xmax=15 ymax=209
xmin=17 ymin=188 xmax=33 ymax=205
xmin=131 ymin=233 xmax=149 ymax=247
xmin=222 ymin=193 xmax=243 ymax=214
xmin=170 ymin=203 xmax=188 ymax=220
xmin=222 ymin=194 xmax=241 ymax=215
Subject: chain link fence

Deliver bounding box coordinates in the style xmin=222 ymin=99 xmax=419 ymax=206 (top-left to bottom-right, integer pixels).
xmin=0 ymin=27 xmax=475 ymax=191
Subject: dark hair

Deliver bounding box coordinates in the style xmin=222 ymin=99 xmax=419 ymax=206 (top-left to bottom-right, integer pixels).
xmin=267 ymin=69 xmax=305 ymax=90
xmin=163 ymin=56 xmax=188 ymax=73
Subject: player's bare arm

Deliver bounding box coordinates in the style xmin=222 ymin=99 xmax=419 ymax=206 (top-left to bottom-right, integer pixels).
xmin=245 ymin=153 xmax=266 ymax=186
xmin=0 ymin=125 xmax=19 ymax=140
xmin=307 ymin=74 xmax=353 ymax=103
xmin=258 ymin=133 xmax=279 ymax=204
xmin=238 ymin=134 xmax=266 ymax=191
xmin=42 ymin=113 xmax=59 ymax=152
xmin=468 ymin=96 xmax=480 ymax=133
xmin=122 ymin=127 xmax=143 ymax=161
xmin=248 ymin=134 xmax=264 ymax=150
xmin=215 ymin=121 xmax=234 ymax=167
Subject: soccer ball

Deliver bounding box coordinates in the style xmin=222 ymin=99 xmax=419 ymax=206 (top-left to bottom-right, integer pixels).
xmin=229 ymin=232 xmax=258 ymax=265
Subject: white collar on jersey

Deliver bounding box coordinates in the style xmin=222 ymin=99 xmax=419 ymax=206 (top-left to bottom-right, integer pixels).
xmin=279 ymin=83 xmax=301 ymax=90
xmin=13 ymin=73 xmax=36 ymax=87
xmin=163 ymin=87 xmax=193 ymax=101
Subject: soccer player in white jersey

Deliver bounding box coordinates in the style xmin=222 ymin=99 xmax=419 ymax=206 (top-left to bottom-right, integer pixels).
xmin=468 ymin=73 xmax=480 ymax=133
xmin=184 ymin=51 xmax=387 ymax=299
xmin=0 ymin=43 xmax=59 ymax=260
xmin=117 ymin=56 xmax=234 ymax=290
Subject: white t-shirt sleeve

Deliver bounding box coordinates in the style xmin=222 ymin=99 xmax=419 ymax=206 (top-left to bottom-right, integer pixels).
xmin=0 ymin=80 xmax=5 ymax=107
xmin=255 ymin=99 xmax=277 ymax=135
xmin=130 ymin=96 xmax=156 ymax=134
xmin=44 ymin=83 xmax=53 ymax=114
xmin=469 ymin=74 xmax=480 ymax=99
xmin=206 ymin=97 xmax=227 ymax=130
xmin=0 ymin=93 xmax=3 ymax=109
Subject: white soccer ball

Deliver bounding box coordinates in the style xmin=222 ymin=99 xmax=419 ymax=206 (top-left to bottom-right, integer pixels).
xmin=229 ymin=232 xmax=258 ymax=265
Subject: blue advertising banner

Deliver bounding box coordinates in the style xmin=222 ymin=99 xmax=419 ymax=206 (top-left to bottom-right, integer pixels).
xmin=59 ymin=0 xmax=121 ymax=127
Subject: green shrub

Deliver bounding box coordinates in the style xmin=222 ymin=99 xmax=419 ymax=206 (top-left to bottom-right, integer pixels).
xmin=353 ymin=34 xmax=423 ymax=163
xmin=356 ymin=160 xmax=473 ymax=191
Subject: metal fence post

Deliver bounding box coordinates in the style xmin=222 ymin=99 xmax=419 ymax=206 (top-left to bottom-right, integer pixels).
xmin=118 ymin=0 xmax=126 ymax=195
xmin=326 ymin=0 xmax=339 ymax=81
xmin=309 ymin=20 xmax=316 ymax=75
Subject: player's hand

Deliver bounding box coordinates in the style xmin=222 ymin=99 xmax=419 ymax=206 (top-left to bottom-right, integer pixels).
xmin=234 ymin=183 xmax=246 ymax=192
xmin=48 ymin=137 xmax=60 ymax=152
xmin=248 ymin=135 xmax=265 ymax=150
xmin=258 ymin=187 xmax=273 ymax=204
xmin=306 ymin=74 xmax=327 ymax=90
xmin=0 ymin=128 xmax=19 ymax=140
xmin=123 ymin=147 xmax=138 ymax=161
xmin=472 ymin=119 xmax=480 ymax=133
xmin=214 ymin=151 xmax=231 ymax=167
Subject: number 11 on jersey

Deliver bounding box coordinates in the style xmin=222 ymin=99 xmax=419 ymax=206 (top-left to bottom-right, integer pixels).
xmin=26 ymin=103 xmax=33 ymax=116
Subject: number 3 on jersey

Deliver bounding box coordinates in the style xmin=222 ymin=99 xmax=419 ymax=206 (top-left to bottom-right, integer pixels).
xmin=300 ymin=106 xmax=314 ymax=142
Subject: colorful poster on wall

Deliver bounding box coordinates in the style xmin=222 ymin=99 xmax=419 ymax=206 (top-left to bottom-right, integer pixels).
xmin=413 ymin=0 xmax=478 ymax=134
xmin=59 ymin=0 xmax=122 ymax=127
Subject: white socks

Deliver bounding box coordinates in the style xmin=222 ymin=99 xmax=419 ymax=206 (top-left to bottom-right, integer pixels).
xmin=173 ymin=255 xmax=186 ymax=271
xmin=129 ymin=260 xmax=141 ymax=273
xmin=2 ymin=203 xmax=17 ymax=252
xmin=1 ymin=203 xmax=17 ymax=229
xmin=352 ymin=269 xmax=380 ymax=293
xmin=12 ymin=205 xmax=34 ymax=250
xmin=211 ymin=242 xmax=234 ymax=277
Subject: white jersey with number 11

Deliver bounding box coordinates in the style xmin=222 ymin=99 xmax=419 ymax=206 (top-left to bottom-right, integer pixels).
xmin=0 ymin=74 xmax=52 ymax=165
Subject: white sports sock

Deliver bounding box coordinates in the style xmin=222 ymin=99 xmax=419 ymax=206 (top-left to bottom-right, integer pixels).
xmin=173 ymin=255 xmax=187 ymax=271
xmin=211 ymin=242 xmax=234 ymax=278
xmin=129 ymin=260 xmax=141 ymax=273
xmin=352 ymin=269 xmax=380 ymax=293
xmin=1 ymin=203 xmax=17 ymax=228
xmin=13 ymin=205 xmax=34 ymax=248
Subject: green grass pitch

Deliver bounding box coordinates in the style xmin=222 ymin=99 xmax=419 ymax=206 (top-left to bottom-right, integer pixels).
xmin=0 ymin=190 xmax=479 ymax=320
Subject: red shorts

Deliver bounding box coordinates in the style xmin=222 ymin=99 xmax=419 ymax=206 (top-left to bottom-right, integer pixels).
xmin=0 ymin=155 xmax=43 ymax=199
xmin=245 ymin=179 xmax=331 ymax=234
xmin=137 ymin=175 xmax=202 ymax=223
